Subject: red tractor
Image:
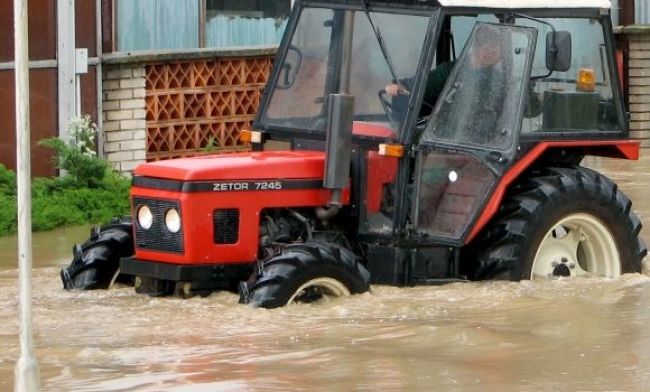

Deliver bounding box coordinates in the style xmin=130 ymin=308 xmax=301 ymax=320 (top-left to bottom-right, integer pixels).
xmin=62 ymin=0 xmax=647 ymax=308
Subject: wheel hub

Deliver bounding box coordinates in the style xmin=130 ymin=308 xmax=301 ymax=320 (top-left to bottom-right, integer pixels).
xmin=552 ymin=262 xmax=571 ymax=277
xmin=288 ymin=277 xmax=350 ymax=304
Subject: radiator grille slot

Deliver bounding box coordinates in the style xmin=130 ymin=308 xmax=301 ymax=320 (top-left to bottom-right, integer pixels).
xmin=213 ymin=209 xmax=239 ymax=244
xmin=133 ymin=197 xmax=184 ymax=253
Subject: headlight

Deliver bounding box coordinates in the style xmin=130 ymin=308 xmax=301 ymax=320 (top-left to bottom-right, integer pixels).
xmin=165 ymin=208 xmax=181 ymax=233
xmin=137 ymin=205 xmax=153 ymax=229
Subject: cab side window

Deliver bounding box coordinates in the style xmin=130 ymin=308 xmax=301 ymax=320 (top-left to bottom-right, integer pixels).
xmin=516 ymin=18 xmax=621 ymax=133
xmin=450 ymin=15 xmax=500 ymax=54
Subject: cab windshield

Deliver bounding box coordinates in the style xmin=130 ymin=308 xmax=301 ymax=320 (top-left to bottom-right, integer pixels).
xmin=258 ymin=6 xmax=431 ymax=138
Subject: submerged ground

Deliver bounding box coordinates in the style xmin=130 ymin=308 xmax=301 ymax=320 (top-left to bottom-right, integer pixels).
xmin=0 ymin=155 xmax=649 ymax=391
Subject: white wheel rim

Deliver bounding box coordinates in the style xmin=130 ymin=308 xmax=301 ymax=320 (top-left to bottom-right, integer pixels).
xmin=288 ymin=277 xmax=350 ymax=304
xmin=531 ymin=213 xmax=621 ymax=279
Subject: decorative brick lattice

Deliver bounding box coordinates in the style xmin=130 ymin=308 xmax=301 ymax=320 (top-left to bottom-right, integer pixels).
xmin=145 ymin=57 xmax=273 ymax=160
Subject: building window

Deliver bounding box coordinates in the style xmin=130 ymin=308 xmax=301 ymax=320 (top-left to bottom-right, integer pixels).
xmin=116 ymin=0 xmax=200 ymax=51
xmin=115 ymin=0 xmax=291 ymax=52
xmin=206 ymin=0 xmax=290 ymax=48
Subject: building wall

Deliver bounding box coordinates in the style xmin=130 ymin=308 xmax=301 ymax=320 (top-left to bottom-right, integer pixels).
xmin=625 ymin=26 xmax=650 ymax=146
xmin=0 ymin=0 xmax=100 ymax=177
xmin=102 ymin=64 xmax=148 ymax=173
xmin=0 ymin=0 xmax=58 ymax=176
xmin=0 ymin=69 xmax=58 ymax=176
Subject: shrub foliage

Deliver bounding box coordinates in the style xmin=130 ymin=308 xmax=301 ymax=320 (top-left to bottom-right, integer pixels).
xmin=0 ymin=164 xmax=131 ymax=237
xmin=0 ymin=116 xmax=131 ymax=236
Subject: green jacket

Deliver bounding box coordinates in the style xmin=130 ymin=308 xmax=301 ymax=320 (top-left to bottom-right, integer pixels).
xmin=422 ymin=61 xmax=455 ymax=107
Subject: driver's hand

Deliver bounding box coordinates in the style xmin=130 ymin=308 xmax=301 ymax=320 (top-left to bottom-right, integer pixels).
xmin=385 ymin=84 xmax=400 ymax=96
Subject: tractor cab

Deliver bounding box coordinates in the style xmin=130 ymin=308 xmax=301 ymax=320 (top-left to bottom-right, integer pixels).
xmin=61 ymin=0 xmax=645 ymax=307
xmin=253 ymin=0 xmax=630 ymax=275
xmin=248 ymin=0 xmax=640 ymax=287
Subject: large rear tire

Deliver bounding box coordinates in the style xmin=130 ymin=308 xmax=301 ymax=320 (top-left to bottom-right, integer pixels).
xmin=471 ymin=166 xmax=647 ymax=280
xmin=239 ymin=241 xmax=370 ymax=309
xmin=60 ymin=216 xmax=134 ymax=290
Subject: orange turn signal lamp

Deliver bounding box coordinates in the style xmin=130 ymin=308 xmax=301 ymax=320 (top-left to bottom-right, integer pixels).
xmin=576 ymin=68 xmax=596 ymax=92
xmin=378 ymin=143 xmax=405 ymax=158
xmin=239 ymin=129 xmax=263 ymax=144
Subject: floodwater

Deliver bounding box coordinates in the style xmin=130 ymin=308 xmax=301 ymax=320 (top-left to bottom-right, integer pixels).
xmin=1 ymin=156 xmax=649 ymax=391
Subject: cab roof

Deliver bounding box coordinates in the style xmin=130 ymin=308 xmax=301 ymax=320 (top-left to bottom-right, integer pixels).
xmin=438 ymin=0 xmax=610 ymax=8
xmin=308 ymin=0 xmax=611 ymax=10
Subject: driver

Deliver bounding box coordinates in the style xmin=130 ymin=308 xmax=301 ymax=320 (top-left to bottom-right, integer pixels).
xmin=384 ymin=61 xmax=454 ymax=116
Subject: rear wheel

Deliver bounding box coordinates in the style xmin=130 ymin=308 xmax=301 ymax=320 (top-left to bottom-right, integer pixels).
xmin=60 ymin=216 xmax=134 ymax=290
xmin=471 ymin=166 xmax=647 ymax=280
xmin=532 ymin=213 xmax=620 ymax=279
xmin=239 ymin=241 xmax=370 ymax=308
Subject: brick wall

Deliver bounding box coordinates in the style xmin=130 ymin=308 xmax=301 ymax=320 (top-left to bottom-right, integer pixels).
xmin=625 ymin=26 xmax=650 ymax=147
xmin=102 ymin=64 xmax=147 ymax=174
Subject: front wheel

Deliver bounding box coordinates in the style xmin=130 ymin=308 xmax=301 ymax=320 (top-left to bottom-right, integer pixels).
xmin=471 ymin=166 xmax=647 ymax=281
xmin=239 ymin=241 xmax=370 ymax=308
xmin=60 ymin=216 xmax=134 ymax=290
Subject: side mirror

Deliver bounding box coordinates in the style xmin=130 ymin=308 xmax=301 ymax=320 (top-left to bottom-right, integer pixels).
xmin=546 ymin=31 xmax=572 ymax=72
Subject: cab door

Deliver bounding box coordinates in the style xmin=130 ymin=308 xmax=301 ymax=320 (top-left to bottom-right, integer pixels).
xmin=413 ymin=22 xmax=537 ymax=245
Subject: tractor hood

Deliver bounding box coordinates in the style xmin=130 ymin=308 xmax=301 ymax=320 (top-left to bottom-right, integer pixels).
xmin=133 ymin=150 xmax=326 ymax=181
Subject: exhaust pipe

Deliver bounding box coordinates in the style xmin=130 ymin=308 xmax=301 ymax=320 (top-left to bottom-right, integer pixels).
xmin=323 ymin=10 xmax=355 ymax=208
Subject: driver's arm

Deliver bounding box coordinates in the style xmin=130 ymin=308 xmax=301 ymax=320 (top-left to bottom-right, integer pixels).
xmin=384 ymin=61 xmax=456 ymax=108
xmin=422 ymin=61 xmax=455 ymax=108
xmin=385 ymin=80 xmax=412 ymax=96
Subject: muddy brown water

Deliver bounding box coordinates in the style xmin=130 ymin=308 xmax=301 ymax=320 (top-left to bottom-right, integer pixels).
xmin=1 ymin=156 xmax=650 ymax=391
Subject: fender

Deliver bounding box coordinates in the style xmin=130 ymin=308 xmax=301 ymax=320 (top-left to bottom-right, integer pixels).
xmin=465 ymin=140 xmax=641 ymax=244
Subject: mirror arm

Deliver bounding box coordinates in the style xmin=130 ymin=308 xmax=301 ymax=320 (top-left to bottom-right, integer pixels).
xmin=512 ymin=12 xmax=557 ymax=40
xmin=512 ymin=12 xmax=558 ymax=79
xmin=530 ymin=69 xmax=553 ymax=81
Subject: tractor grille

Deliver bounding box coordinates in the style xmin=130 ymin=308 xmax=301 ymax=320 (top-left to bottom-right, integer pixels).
xmin=133 ymin=197 xmax=184 ymax=253
xmin=213 ymin=209 xmax=239 ymax=244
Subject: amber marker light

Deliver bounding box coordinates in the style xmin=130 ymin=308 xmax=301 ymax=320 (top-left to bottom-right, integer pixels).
xmin=239 ymin=129 xmax=252 ymax=143
xmin=576 ymin=68 xmax=596 ymax=92
xmin=378 ymin=143 xmax=405 ymax=158
xmin=239 ymin=129 xmax=263 ymax=144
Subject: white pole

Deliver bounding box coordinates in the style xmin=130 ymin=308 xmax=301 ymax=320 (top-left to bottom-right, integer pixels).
xmin=13 ymin=0 xmax=40 ymax=390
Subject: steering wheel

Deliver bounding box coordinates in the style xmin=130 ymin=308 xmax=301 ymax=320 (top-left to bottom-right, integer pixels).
xmin=378 ymin=89 xmax=405 ymax=125
xmin=277 ymin=45 xmax=303 ymax=90
xmin=378 ymin=89 xmax=393 ymax=114
xmin=379 ymin=88 xmax=437 ymax=126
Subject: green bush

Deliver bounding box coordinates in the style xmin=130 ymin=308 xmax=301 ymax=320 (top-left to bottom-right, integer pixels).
xmin=0 ymin=115 xmax=132 ymax=237
xmin=0 ymin=168 xmax=130 ymax=236
xmin=39 ymin=115 xmax=110 ymax=188
xmin=0 ymin=163 xmax=16 ymax=197
xmin=0 ymin=194 xmax=17 ymax=236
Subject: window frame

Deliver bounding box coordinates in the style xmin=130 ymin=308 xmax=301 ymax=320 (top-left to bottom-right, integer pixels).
xmin=434 ymin=7 xmax=628 ymax=143
xmin=113 ymin=0 xmax=293 ymax=52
